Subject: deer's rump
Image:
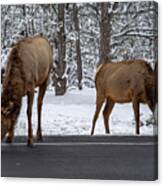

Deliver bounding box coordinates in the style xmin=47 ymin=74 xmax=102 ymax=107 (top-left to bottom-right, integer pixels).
xmin=17 ymin=38 xmax=52 ymax=90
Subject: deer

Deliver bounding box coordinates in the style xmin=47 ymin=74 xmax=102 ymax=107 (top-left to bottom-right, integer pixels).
xmin=1 ymin=36 xmax=53 ymax=146
xmin=91 ymin=59 xmax=156 ymax=135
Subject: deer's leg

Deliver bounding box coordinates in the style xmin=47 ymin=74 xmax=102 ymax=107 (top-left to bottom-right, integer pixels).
xmin=37 ymin=81 xmax=48 ymax=141
xmin=27 ymin=91 xmax=34 ymax=146
xmin=132 ymin=98 xmax=140 ymax=135
xmin=91 ymin=96 xmax=105 ymax=135
xmin=147 ymin=100 xmax=154 ymax=113
xmin=103 ymin=99 xmax=114 ymax=134
xmin=6 ymin=126 xmax=14 ymax=143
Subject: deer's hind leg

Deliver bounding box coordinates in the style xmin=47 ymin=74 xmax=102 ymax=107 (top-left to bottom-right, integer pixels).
xmin=103 ymin=98 xmax=114 ymax=134
xmin=132 ymin=98 xmax=140 ymax=135
xmin=91 ymin=93 xmax=105 ymax=135
xmin=36 ymin=80 xmax=48 ymax=141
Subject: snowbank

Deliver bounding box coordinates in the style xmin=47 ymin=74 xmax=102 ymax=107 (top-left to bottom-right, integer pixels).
xmin=15 ymin=88 xmax=156 ymax=136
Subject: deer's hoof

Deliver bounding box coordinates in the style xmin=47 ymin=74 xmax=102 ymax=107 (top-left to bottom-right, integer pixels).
xmin=36 ymin=131 xmax=43 ymax=141
xmin=6 ymin=137 xmax=13 ymax=143
xmin=105 ymin=130 xmax=110 ymax=134
xmin=27 ymin=143 xmax=34 ymax=148
xmin=37 ymin=136 xmax=43 ymax=142
xmin=27 ymin=139 xmax=34 ymax=147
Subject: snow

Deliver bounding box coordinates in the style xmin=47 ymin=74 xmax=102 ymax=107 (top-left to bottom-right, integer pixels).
xmin=14 ymin=88 xmax=156 ymax=136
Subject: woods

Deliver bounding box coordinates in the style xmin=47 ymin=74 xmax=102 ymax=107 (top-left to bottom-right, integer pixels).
xmin=1 ymin=2 xmax=158 ymax=95
xmin=53 ymin=4 xmax=67 ymax=95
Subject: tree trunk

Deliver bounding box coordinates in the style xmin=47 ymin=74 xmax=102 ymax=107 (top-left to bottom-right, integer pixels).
xmin=73 ymin=4 xmax=83 ymax=90
xmin=22 ymin=5 xmax=28 ymax=37
xmin=4 ymin=20 xmax=8 ymax=39
xmin=99 ymin=2 xmax=110 ymax=65
xmin=31 ymin=6 xmax=35 ymax=35
xmin=53 ymin=4 xmax=67 ymax=95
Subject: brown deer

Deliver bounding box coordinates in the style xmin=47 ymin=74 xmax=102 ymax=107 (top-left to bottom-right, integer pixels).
xmin=91 ymin=59 xmax=156 ymax=135
xmin=1 ymin=36 xmax=53 ymax=146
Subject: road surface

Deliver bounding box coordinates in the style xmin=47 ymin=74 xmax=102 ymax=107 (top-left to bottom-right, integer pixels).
xmin=1 ymin=136 xmax=158 ymax=180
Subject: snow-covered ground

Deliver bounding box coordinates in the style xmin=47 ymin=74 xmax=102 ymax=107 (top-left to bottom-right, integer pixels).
xmin=15 ymin=88 xmax=156 ymax=136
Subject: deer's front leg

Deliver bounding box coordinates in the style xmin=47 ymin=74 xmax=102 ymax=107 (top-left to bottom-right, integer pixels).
xmin=6 ymin=125 xmax=14 ymax=143
xmin=27 ymin=91 xmax=34 ymax=147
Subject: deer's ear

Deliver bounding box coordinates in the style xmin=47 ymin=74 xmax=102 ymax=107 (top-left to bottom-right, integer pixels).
xmin=2 ymin=101 xmax=14 ymax=116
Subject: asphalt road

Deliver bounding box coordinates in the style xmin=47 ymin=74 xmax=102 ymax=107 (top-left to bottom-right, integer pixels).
xmin=1 ymin=136 xmax=158 ymax=181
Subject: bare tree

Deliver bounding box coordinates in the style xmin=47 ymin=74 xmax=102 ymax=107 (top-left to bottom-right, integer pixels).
xmin=73 ymin=4 xmax=83 ymax=90
xmin=99 ymin=2 xmax=111 ymax=64
xmin=22 ymin=5 xmax=28 ymax=37
xmin=53 ymin=4 xmax=67 ymax=95
xmin=30 ymin=5 xmax=35 ymax=35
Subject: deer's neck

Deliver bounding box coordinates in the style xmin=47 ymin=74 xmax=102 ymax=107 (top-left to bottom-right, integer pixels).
xmin=3 ymin=68 xmax=25 ymax=102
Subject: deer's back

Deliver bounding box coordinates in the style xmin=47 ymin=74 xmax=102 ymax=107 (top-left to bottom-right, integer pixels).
xmin=95 ymin=60 xmax=153 ymax=103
